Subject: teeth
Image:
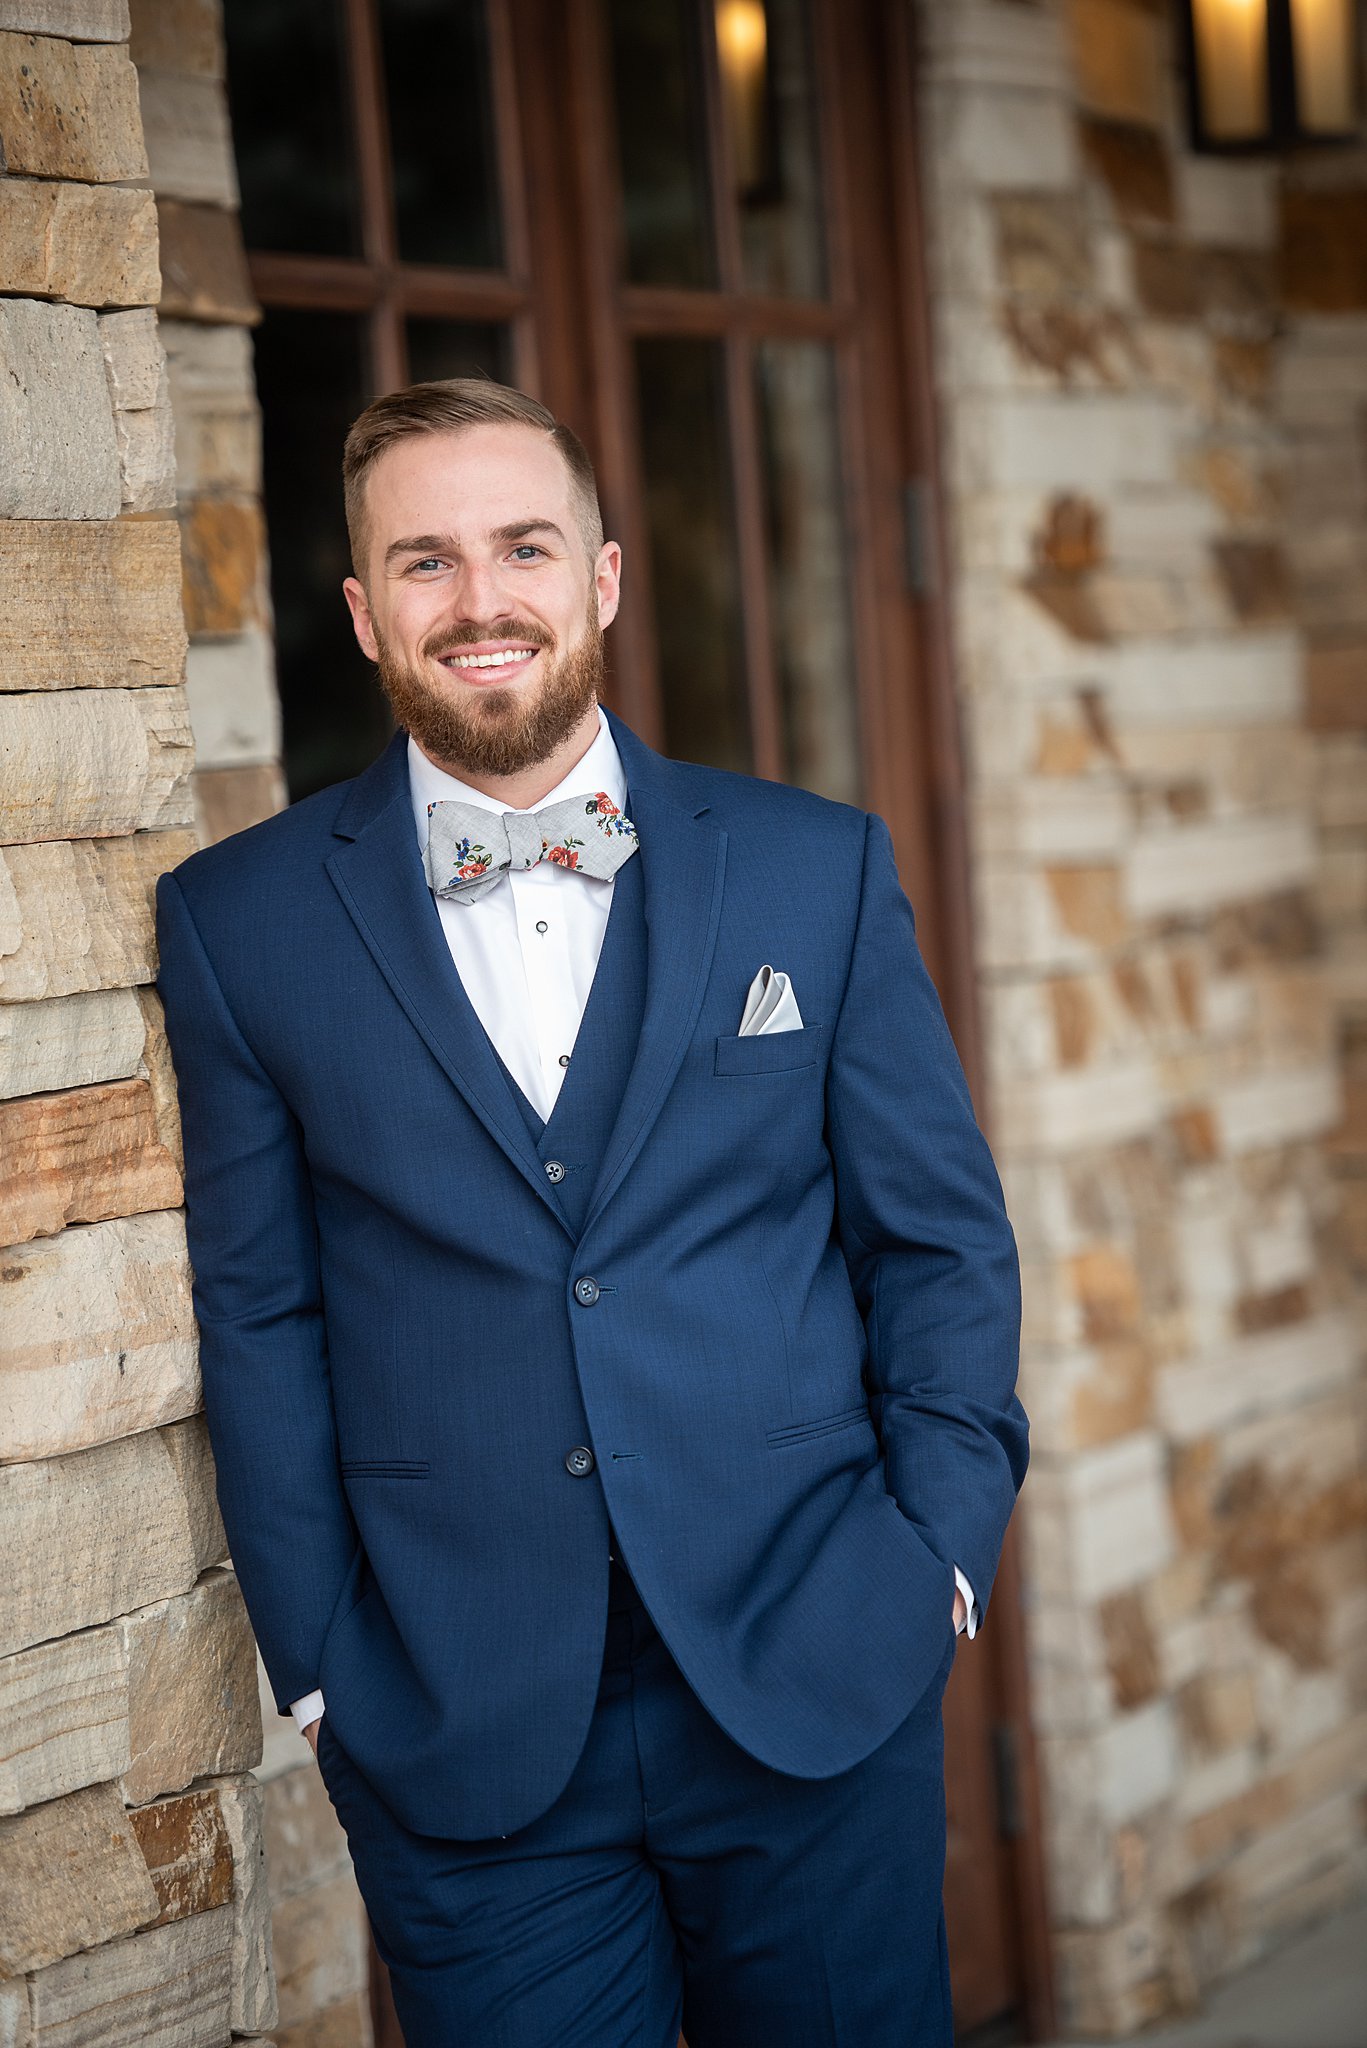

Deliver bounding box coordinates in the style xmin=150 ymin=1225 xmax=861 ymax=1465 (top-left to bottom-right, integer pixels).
xmin=443 ymin=648 xmax=534 ymax=669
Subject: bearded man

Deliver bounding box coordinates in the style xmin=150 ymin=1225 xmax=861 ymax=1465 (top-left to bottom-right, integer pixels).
xmin=154 ymin=377 xmax=1028 ymax=2048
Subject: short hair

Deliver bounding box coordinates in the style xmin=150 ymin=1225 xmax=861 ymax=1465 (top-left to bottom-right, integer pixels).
xmin=342 ymin=377 xmax=605 ymax=583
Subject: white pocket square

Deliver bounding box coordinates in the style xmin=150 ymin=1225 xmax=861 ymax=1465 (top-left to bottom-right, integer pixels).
xmin=739 ymin=964 xmax=805 ymax=1037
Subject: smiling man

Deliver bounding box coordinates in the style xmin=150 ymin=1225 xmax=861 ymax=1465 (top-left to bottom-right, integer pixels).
xmin=154 ymin=378 xmax=1028 ymax=2048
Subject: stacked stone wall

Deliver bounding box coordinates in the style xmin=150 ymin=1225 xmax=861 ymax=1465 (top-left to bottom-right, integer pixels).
xmin=0 ymin=2 xmax=276 ymax=2039
xmin=916 ymin=0 xmax=1367 ymax=2033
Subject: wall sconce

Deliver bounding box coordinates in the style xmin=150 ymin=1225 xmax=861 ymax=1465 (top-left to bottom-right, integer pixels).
xmin=1180 ymin=0 xmax=1359 ymax=152
xmin=715 ymin=0 xmax=772 ymax=195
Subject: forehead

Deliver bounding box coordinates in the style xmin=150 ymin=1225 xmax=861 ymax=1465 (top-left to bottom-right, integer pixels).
xmin=364 ymin=422 xmax=573 ymax=541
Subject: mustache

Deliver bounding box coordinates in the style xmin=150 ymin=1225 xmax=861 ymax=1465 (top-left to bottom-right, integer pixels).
xmin=421 ymin=620 xmax=555 ymax=661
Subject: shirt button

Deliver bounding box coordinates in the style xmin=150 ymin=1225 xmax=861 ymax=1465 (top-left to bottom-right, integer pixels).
xmin=545 ymin=1159 xmax=566 ymax=1184
xmin=535 ymin=920 xmax=548 ymax=934
xmin=565 ymin=1446 xmax=596 ymax=1478
xmin=573 ymin=1276 xmax=600 ymax=1307
xmin=559 ymin=1053 xmax=571 ymax=1068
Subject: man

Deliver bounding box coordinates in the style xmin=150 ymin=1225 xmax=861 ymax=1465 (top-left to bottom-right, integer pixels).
xmin=155 ymin=378 xmax=1027 ymax=2047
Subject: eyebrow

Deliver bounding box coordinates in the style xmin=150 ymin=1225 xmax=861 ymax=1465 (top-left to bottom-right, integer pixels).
xmin=383 ymin=519 xmax=569 ymax=568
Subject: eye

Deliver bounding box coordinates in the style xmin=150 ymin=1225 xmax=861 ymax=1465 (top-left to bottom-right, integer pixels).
xmin=509 ymin=544 xmax=545 ymax=562
xmin=409 ymin=556 xmax=445 ymax=574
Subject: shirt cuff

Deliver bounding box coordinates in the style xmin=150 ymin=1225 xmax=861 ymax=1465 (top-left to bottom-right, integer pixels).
xmin=954 ymin=1566 xmax=979 ymax=1640
xmin=289 ymin=1688 xmax=325 ymax=1733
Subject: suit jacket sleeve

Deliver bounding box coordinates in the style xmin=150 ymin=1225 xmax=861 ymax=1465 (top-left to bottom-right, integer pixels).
xmin=825 ymin=813 xmax=1028 ymax=1622
xmin=155 ymin=869 xmax=359 ymax=1713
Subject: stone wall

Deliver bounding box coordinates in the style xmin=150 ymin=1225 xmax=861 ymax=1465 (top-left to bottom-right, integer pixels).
xmin=916 ymin=0 xmax=1367 ymax=2033
xmin=0 ymin=1 xmax=275 ymax=2039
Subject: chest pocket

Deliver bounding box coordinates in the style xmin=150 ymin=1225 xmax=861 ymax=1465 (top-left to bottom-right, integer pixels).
xmin=714 ymin=1022 xmax=825 ymax=1077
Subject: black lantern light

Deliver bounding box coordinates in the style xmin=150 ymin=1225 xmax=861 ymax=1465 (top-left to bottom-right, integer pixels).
xmin=1179 ymin=0 xmax=1360 ymax=152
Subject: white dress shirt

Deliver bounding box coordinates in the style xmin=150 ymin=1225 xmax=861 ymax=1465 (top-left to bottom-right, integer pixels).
xmin=289 ymin=708 xmax=974 ymax=1732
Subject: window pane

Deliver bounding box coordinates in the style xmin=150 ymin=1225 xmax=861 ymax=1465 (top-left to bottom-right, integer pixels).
xmin=224 ymin=0 xmax=361 ymax=257
xmin=635 ymin=338 xmax=749 ymax=773
xmin=755 ymin=341 xmax=859 ymax=801
xmin=252 ymin=310 xmax=395 ymax=799
xmin=405 ymin=321 xmax=511 ymax=386
xmin=716 ymin=0 xmax=827 ymax=298
xmin=609 ymin=0 xmax=716 ymax=287
xmin=379 ymin=0 xmax=503 ymax=268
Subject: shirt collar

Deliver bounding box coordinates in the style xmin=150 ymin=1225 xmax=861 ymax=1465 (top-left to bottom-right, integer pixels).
xmin=407 ymin=704 xmax=626 ymax=848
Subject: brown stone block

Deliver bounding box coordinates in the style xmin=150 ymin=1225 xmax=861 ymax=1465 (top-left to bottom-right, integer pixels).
xmin=193 ymin=762 xmax=287 ymax=848
xmin=129 ymin=0 xmax=223 ymax=76
xmin=0 ymin=1780 xmax=158 ymax=1975
xmin=156 ymin=199 xmax=259 ymax=324
xmin=1067 ymin=0 xmax=1166 ymax=126
xmin=1306 ymin=643 xmax=1367 ymax=729
xmin=1080 ymin=114 xmax=1174 ymax=224
xmin=0 ymin=1077 xmax=182 ymax=1243
xmin=271 ymin=1872 xmax=369 ymax=2029
xmin=1023 ymin=572 xmax=1111 ymax=644
xmin=274 ymin=1991 xmax=371 ymax=2048
xmin=0 ymin=33 xmax=146 ymax=181
xmin=1212 ymin=335 xmax=1272 ymax=408
xmin=130 ymin=1785 xmax=235 ymax=1926
xmin=181 ymin=497 xmax=265 ymax=636
xmin=1032 ymin=494 xmax=1106 ymax=577
xmin=1280 ymin=189 xmax=1367 ymax=312
xmin=0 ymin=177 xmax=157 ymax=307
xmin=1045 ymin=865 xmax=1129 ymax=947
xmin=1187 ymin=1773 xmax=1289 ymax=1867
xmin=1132 ymin=235 xmax=1201 ymax=319
xmin=0 ymin=519 xmax=185 ymax=693
xmin=1234 ymin=1281 xmax=1311 ymax=1335
xmin=1099 ymin=1588 xmax=1162 ymax=1709
xmin=0 ymin=826 xmax=196 ymax=1004
xmin=26 ymin=1902 xmax=234 ymax=2045
xmin=1177 ymin=1671 xmax=1259 ymax=1757
xmin=1047 ymin=975 xmax=1095 ymax=1064
xmin=121 ymin=1567 xmax=262 ymax=1805
xmin=1071 ymin=1339 xmax=1153 ymax=1446
xmin=1170 ymin=1438 xmax=1217 ymax=1549
xmin=1210 ymin=537 xmax=1290 ymax=624
xmin=991 ymin=192 xmax=1091 ymax=297
xmin=261 ymin=1762 xmax=351 ymax=1902
xmin=1186 ymin=444 xmax=1278 ymax=524
xmin=1069 ymin=1245 xmax=1143 ymax=1340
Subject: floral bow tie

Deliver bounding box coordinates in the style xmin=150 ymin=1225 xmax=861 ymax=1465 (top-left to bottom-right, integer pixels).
xmin=424 ymin=790 xmax=640 ymax=904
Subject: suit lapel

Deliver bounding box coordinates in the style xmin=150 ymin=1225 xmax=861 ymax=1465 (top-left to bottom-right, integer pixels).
xmin=582 ymin=709 xmax=728 ymax=1235
xmin=324 ymin=731 xmax=573 ymax=1236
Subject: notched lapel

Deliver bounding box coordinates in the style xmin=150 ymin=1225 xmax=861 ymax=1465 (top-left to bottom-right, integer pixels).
xmin=324 ymin=733 xmax=572 ymax=1235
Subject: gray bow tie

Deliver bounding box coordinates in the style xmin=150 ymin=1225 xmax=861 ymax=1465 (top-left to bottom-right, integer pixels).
xmin=424 ymin=791 xmax=640 ymax=904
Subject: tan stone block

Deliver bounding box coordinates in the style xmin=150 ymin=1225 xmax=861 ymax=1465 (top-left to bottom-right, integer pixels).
xmin=0 ymin=1624 xmax=129 ymax=1815
xmin=1099 ymin=1588 xmax=1163 ymax=1711
xmin=0 ymin=1978 xmax=30 ymax=2048
xmin=128 ymin=0 xmax=222 ymax=76
xmin=0 ymin=686 xmax=194 ymax=845
xmin=1045 ymin=865 xmax=1129 ymax=948
xmin=135 ymin=984 xmax=184 ymax=1175
xmin=1054 ymin=1909 xmax=1174 ymax=2036
xmin=99 ymin=309 xmax=176 ymax=513
xmin=271 ymin=1873 xmax=369 ymax=2030
xmin=0 ymin=1780 xmax=158 ymax=1974
xmin=218 ymin=1774 xmax=278 ymax=2035
xmin=194 ymin=763 xmax=287 ymax=849
xmin=0 ymin=177 xmax=157 ymax=308
xmin=1067 ymin=0 xmax=1167 ymax=127
xmin=0 ymin=828 xmax=195 ymax=1004
xmin=181 ymin=498 xmax=266 ymax=636
xmin=26 ymin=1903 xmax=234 ymax=2046
xmin=0 ymin=300 xmax=121 ymax=520
xmin=162 ymin=1411 xmax=228 ymax=1573
xmin=0 ymin=519 xmax=185 ymax=694
xmin=160 ymin=320 xmax=260 ymax=498
xmin=274 ymin=1992 xmax=371 ymax=2048
xmin=261 ymin=1762 xmax=351 ymax=1902
xmin=0 ymin=33 xmax=146 ymax=180
xmin=0 ymin=1425 xmax=203 ymax=1658
xmin=0 ymin=1078 xmax=181 ymax=1244
xmin=0 ymin=987 xmax=144 ymax=1101
xmin=130 ymin=1784 xmax=234 ymax=1925
xmin=156 ymin=199 xmax=258 ymax=325
xmin=184 ymin=631 xmax=280 ymax=769
xmin=990 ymin=192 xmax=1092 ymax=297
xmin=137 ymin=66 xmax=236 ymax=206
xmin=0 ymin=1208 xmax=197 ymax=1461
xmin=121 ymin=1567 xmax=262 ymax=1804
xmin=0 ymin=2 xmax=127 ymax=34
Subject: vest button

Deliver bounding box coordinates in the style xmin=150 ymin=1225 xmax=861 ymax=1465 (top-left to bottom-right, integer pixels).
xmin=573 ymin=1276 xmax=600 ymax=1307
xmin=545 ymin=1159 xmax=566 ymax=1183
xmin=565 ymin=1445 xmax=595 ymax=1478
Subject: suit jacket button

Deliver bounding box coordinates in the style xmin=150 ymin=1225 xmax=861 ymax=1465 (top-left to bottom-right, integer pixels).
xmin=565 ymin=1446 xmax=595 ymax=1477
xmin=574 ymin=1276 xmax=600 ymax=1306
xmin=545 ymin=1159 xmax=566 ymax=1183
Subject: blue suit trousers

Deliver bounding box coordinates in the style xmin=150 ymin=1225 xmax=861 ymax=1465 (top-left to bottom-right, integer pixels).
xmin=316 ymin=1560 xmax=956 ymax=2048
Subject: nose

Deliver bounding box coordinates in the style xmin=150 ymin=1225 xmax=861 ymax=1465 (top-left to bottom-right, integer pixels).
xmin=446 ymin=555 xmax=512 ymax=625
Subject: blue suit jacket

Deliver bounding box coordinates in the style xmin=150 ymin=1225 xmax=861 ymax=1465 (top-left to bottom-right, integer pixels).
xmin=154 ymin=708 xmax=1027 ymax=1839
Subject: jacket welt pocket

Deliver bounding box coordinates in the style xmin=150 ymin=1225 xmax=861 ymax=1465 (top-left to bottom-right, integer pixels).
xmin=714 ymin=1021 xmax=825 ymax=1077
xmin=766 ymin=1403 xmax=869 ymax=1449
xmin=339 ymin=1458 xmax=430 ymax=1478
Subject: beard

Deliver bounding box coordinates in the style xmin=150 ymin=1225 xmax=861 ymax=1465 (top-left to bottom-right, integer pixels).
xmin=374 ymin=600 xmax=605 ymax=780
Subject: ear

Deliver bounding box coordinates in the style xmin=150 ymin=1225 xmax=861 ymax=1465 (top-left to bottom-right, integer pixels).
xmin=343 ymin=576 xmax=379 ymax=662
xmin=593 ymin=541 xmax=623 ymax=632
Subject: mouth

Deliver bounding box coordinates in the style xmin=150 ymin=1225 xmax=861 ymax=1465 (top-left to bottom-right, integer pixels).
xmin=433 ymin=642 xmax=543 ymax=685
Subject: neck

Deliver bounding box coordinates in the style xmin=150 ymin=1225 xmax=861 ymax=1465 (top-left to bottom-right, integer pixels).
xmin=415 ymin=702 xmax=603 ymax=810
